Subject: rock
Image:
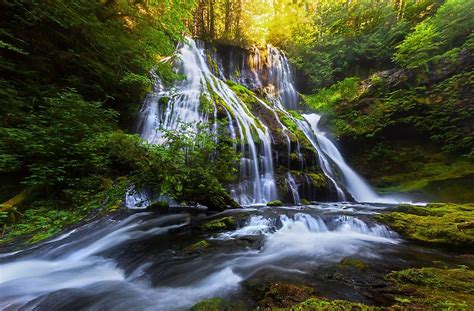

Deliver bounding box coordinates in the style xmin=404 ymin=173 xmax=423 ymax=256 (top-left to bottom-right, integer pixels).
xmin=300 ymin=199 xmax=311 ymax=205
xmin=201 ymin=216 xmax=237 ymax=232
xmin=376 ymin=203 xmax=474 ymax=251
xmin=337 ymin=257 xmax=368 ymax=271
xmin=266 ymin=200 xmax=283 ymax=207
xmin=190 ymin=297 xmax=243 ymax=311
xmin=250 ymin=282 xmax=318 ymax=308
xmin=146 ymin=201 xmax=169 ymax=212
xmin=184 ymin=240 xmax=210 ymax=254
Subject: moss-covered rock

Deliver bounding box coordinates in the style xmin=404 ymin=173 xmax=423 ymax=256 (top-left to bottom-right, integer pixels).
xmin=267 ymin=200 xmax=283 ymax=207
xmin=300 ymin=198 xmax=311 ymax=205
xmin=376 ymin=203 xmax=474 ymax=250
xmin=252 ymin=282 xmax=318 ymax=309
xmin=385 ymin=267 xmax=474 ymax=310
xmin=190 ymin=297 xmax=243 ymax=311
xmin=184 ymin=240 xmax=210 ymax=253
xmin=201 ymin=216 xmax=237 ymax=232
xmin=293 ymin=297 xmax=376 ymax=310
xmin=337 ymin=257 xmax=368 ymax=271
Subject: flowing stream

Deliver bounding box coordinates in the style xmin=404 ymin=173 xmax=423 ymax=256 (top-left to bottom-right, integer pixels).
xmin=0 ymin=38 xmax=428 ymax=310
xmin=0 ymin=204 xmax=466 ymax=310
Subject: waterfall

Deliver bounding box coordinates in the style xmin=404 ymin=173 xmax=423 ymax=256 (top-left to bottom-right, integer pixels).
xmin=134 ymin=39 xmax=278 ymax=206
xmin=131 ymin=37 xmax=399 ymax=206
xmin=285 ymin=172 xmax=301 ymax=205
xmin=301 ymin=113 xmax=399 ymax=204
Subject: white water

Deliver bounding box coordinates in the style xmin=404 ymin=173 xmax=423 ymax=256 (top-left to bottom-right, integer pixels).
xmin=302 ymin=113 xmax=399 ymax=204
xmin=130 ymin=37 xmax=402 ymax=206
xmin=286 ymin=172 xmax=301 ymax=205
xmin=134 ymin=39 xmax=278 ymax=206
xmin=0 ymin=207 xmax=400 ymax=310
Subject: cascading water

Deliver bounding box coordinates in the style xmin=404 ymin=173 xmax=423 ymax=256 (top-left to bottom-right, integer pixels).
xmin=133 ymin=39 xmax=278 ymax=205
xmin=285 ymin=172 xmax=301 ymax=205
xmin=130 ymin=37 xmax=399 ymax=206
xmin=0 ymin=204 xmax=408 ymax=310
xmin=301 ymin=113 xmax=399 ymax=204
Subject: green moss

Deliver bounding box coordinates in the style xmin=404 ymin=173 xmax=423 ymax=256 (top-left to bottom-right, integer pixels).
xmin=376 ymin=203 xmax=474 ymax=249
xmin=292 ymin=298 xmax=375 ymax=310
xmin=306 ymin=173 xmax=327 ymax=189
xmin=158 ymin=96 xmax=169 ymax=107
xmin=300 ymin=199 xmax=311 ymax=205
xmin=185 ymin=240 xmax=210 ymax=253
xmin=257 ymin=283 xmax=318 ymax=308
xmin=146 ymin=201 xmax=170 ymax=211
xmin=201 ymin=216 xmax=237 ymax=232
xmin=337 ymin=257 xmax=368 ymax=271
xmin=1 ymin=178 xmax=128 ymax=245
xmin=207 ymin=53 xmax=219 ymax=74
xmin=386 ymin=267 xmax=474 ymax=309
xmin=190 ymin=297 xmax=243 ymax=311
xmin=267 ymin=200 xmax=283 ymax=207
xmin=199 ymin=93 xmax=213 ymax=113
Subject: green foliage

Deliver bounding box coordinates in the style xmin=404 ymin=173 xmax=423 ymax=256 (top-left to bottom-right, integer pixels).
xmin=110 ymin=124 xmax=240 ymax=210
xmin=0 ymin=0 xmax=195 ymax=213
xmin=285 ymin=0 xmax=440 ymax=90
xmin=376 ymin=203 xmax=474 ymax=249
xmin=1 ymin=177 xmax=128 ymax=244
xmin=3 ymin=90 xmax=117 ymax=188
xmin=394 ymin=0 xmax=474 ymax=69
xmin=394 ymin=21 xmax=440 ymax=68
xmin=303 ymin=77 xmax=361 ymax=112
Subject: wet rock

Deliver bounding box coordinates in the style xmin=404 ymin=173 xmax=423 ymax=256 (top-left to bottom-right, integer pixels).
xmin=266 ymin=200 xmax=283 ymax=207
xmin=248 ymin=282 xmax=318 ymax=309
xmin=338 ymin=258 xmax=368 ymax=271
xmin=184 ymin=240 xmax=210 ymax=254
xmin=190 ymin=297 xmax=244 ymax=311
xmin=201 ymin=216 xmax=237 ymax=232
xmin=146 ymin=201 xmax=169 ymax=212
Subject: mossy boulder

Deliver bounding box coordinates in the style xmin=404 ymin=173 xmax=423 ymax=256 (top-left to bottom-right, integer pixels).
xmin=267 ymin=200 xmax=283 ymax=207
xmin=201 ymin=216 xmax=237 ymax=232
xmin=184 ymin=240 xmax=210 ymax=254
xmin=190 ymin=297 xmax=243 ymax=311
xmin=385 ymin=267 xmax=474 ymax=310
xmin=300 ymin=199 xmax=311 ymax=205
xmin=293 ymin=297 xmax=376 ymax=310
xmin=376 ymin=203 xmax=474 ymax=250
xmin=254 ymin=282 xmax=318 ymax=308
